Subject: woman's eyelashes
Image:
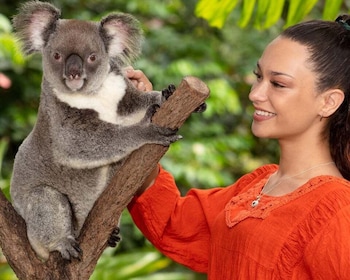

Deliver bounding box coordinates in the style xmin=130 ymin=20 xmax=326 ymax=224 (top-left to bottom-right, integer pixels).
xmin=253 ymin=70 xmax=262 ymax=81
xmin=271 ymin=81 xmax=285 ymax=88
xmin=253 ymin=70 xmax=285 ymax=88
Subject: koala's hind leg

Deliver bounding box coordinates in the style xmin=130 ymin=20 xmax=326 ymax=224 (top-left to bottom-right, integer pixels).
xmin=25 ymin=186 xmax=82 ymax=260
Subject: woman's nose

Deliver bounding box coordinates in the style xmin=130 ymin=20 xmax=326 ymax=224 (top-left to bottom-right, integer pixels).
xmin=248 ymin=82 xmax=268 ymax=103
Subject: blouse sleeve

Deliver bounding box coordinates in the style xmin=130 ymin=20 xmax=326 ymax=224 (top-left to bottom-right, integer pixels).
xmin=303 ymin=205 xmax=350 ymax=279
xmin=127 ymin=166 xmax=238 ymax=273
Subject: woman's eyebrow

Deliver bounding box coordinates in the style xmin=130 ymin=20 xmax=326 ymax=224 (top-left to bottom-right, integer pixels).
xmin=270 ymin=71 xmax=294 ymax=79
xmin=257 ymin=62 xmax=294 ymax=79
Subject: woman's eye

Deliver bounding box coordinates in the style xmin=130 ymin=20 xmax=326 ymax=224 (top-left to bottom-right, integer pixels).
xmin=271 ymin=81 xmax=285 ymax=88
xmin=253 ymin=70 xmax=262 ymax=80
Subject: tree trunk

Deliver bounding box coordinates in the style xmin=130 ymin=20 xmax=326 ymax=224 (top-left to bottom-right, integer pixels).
xmin=0 ymin=76 xmax=210 ymax=279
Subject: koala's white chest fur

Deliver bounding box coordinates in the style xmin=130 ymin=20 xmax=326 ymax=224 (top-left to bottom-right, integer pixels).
xmin=54 ymin=73 xmax=141 ymax=125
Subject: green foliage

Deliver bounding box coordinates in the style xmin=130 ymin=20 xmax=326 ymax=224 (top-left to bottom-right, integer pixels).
xmin=0 ymin=0 xmax=343 ymax=279
xmin=323 ymin=0 xmax=344 ymax=20
xmin=195 ymin=0 xmax=350 ymax=29
xmin=92 ymin=248 xmax=169 ymax=279
xmin=0 ymin=14 xmax=12 ymax=33
xmin=91 ymin=248 xmax=194 ymax=280
xmin=285 ymin=0 xmax=319 ymax=27
xmin=0 ymin=137 xmax=10 ymax=199
xmin=0 ymin=250 xmax=16 ymax=279
xmin=0 ymin=14 xmax=25 ymax=71
xmin=195 ymin=0 xmax=239 ymax=28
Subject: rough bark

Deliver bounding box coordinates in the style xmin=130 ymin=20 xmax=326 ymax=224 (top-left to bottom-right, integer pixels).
xmin=0 ymin=76 xmax=210 ymax=279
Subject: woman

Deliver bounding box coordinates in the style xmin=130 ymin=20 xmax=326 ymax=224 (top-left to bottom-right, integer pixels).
xmin=126 ymin=16 xmax=350 ymax=279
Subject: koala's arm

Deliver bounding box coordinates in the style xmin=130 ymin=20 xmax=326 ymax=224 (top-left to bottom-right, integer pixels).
xmin=46 ymin=95 xmax=177 ymax=169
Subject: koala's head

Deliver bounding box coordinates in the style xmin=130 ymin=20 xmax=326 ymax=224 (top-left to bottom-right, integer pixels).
xmin=13 ymin=1 xmax=143 ymax=94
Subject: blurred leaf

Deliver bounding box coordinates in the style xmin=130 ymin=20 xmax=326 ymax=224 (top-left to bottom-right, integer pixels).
xmin=238 ymin=0 xmax=256 ymax=28
xmin=0 ymin=138 xmax=8 ymax=178
xmin=284 ymin=0 xmax=319 ymax=28
xmin=91 ymin=249 xmax=174 ymax=280
xmin=195 ymin=0 xmax=345 ymax=29
xmin=0 ymin=13 xmax=26 ymax=72
xmin=0 ymin=14 xmax=12 ymax=33
xmin=0 ymin=265 xmax=17 ymax=280
xmin=205 ymin=78 xmax=242 ymax=116
xmin=254 ymin=0 xmax=269 ymax=29
xmin=323 ymin=0 xmax=343 ymax=20
xmin=0 ymin=33 xmax=26 ymax=71
xmin=195 ymin=0 xmax=239 ymax=28
xmin=131 ymin=272 xmax=194 ymax=280
xmin=0 ymin=138 xmax=9 ymax=195
xmin=0 ymin=250 xmax=17 ymax=280
xmin=263 ymin=0 xmax=285 ymax=29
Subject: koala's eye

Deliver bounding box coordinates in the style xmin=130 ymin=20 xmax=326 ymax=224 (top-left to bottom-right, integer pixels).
xmin=88 ymin=54 xmax=97 ymax=63
xmin=53 ymin=52 xmax=61 ymax=61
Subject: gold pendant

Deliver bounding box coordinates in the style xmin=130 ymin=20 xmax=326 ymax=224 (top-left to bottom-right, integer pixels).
xmin=251 ymin=195 xmax=261 ymax=208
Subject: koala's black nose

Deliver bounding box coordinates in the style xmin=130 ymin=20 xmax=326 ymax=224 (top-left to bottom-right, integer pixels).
xmin=65 ymin=54 xmax=83 ymax=80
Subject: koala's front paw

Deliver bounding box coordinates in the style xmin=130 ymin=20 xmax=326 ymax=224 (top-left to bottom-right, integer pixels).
xmin=142 ymin=104 xmax=160 ymax=123
xmin=161 ymin=83 xmax=206 ymax=113
xmin=194 ymin=102 xmax=207 ymax=113
xmin=148 ymin=104 xmax=160 ymax=117
xmin=57 ymin=236 xmax=82 ymax=260
xmin=161 ymin=84 xmax=176 ymax=100
xmin=108 ymin=226 xmax=122 ymax=247
xmin=153 ymin=125 xmax=182 ymax=146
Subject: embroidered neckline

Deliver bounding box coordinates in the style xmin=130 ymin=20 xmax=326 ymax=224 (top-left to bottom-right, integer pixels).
xmin=225 ymin=172 xmax=343 ymax=228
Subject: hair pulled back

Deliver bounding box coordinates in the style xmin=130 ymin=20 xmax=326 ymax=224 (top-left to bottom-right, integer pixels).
xmin=281 ymin=16 xmax=350 ymax=180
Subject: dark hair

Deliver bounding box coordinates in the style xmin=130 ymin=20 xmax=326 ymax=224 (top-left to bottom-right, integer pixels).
xmin=281 ymin=16 xmax=350 ymax=180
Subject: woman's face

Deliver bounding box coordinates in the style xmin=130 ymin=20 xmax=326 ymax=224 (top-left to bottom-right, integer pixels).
xmin=249 ymin=36 xmax=324 ymax=141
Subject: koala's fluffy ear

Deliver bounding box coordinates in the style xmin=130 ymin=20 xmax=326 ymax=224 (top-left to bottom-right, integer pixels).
xmin=100 ymin=13 xmax=143 ymax=65
xmin=13 ymin=1 xmax=61 ymax=54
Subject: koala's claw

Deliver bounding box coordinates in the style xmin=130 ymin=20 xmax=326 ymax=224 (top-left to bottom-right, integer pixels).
xmin=108 ymin=226 xmax=122 ymax=247
xmin=157 ymin=126 xmax=178 ymax=136
xmin=156 ymin=126 xmax=182 ymax=145
xmin=161 ymin=84 xmax=176 ymax=100
xmin=143 ymin=104 xmax=160 ymax=121
xmin=150 ymin=104 xmax=160 ymax=115
xmin=194 ymin=102 xmax=207 ymax=113
xmin=59 ymin=236 xmax=82 ymax=261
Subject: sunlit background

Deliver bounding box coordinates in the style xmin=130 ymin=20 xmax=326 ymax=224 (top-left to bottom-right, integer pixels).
xmin=0 ymin=0 xmax=348 ymax=279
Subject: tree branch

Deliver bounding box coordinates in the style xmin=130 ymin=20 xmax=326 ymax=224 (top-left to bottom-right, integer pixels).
xmin=0 ymin=76 xmax=210 ymax=279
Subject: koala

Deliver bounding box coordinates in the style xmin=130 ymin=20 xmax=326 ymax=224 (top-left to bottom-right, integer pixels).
xmin=10 ymin=1 xmax=180 ymax=261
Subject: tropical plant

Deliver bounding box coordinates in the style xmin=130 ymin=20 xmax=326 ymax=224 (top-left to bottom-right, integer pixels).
xmin=195 ymin=0 xmax=345 ymax=29
xmin=0 ymin=0 xmax=348 ymax=279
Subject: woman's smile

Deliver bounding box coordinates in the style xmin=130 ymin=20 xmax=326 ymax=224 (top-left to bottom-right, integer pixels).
xmin=253 ymin=109 xmax=276 ymax=121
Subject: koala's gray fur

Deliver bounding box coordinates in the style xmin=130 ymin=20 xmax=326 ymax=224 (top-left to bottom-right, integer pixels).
xmin=10 ymin=1 xmax=179 ymax=261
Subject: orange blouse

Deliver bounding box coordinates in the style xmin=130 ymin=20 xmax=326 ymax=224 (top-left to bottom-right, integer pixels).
xmin=128 ymin=164 xmax=350 ymax=279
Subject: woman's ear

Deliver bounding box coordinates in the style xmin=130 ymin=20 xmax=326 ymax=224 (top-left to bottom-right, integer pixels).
xmin=319 ymin=89 xmax=345 ymax=117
